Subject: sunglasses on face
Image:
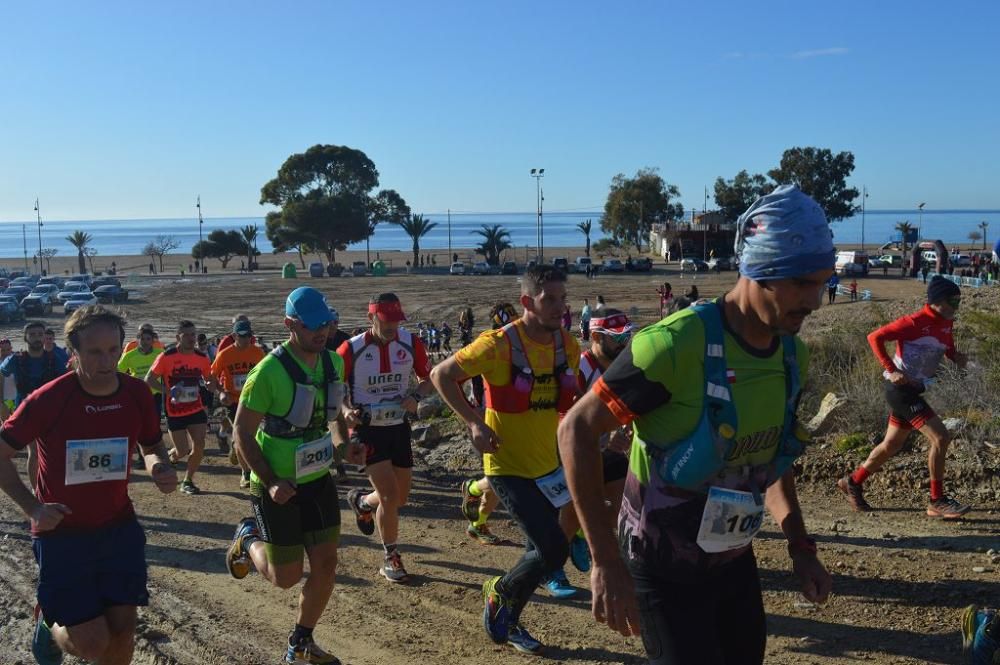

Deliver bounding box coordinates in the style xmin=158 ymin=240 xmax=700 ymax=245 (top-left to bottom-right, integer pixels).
xmin=298 ymin=320 xmax=331 ymax=332
xmin=608 ymin=332 xmax=632 ymax=345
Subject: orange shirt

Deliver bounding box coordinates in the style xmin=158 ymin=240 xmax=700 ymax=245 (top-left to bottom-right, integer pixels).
xmin=149 ymin=348 xmax=212 ymax=417
xmin=211 ymin=343 xmax=265 ymax=398
xmin=123 ymin=339 xmax=165 ymax=354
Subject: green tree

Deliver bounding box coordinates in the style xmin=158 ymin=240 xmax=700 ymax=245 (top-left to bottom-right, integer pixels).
xmin=969 ymin=230 xmax=983 ymax=247
xmin=600 ymin=168 xmax=684 ymax=250
xmin=191 ymin=229 xmax=248 ymax=268
xmin=65 ymin=230 xmax=93 ymax=275
xmin=260 ymin=144 xmax=406 ymax=264
xmin=767 ymin=147 xmax=860 ymax=221
xmin=577 ymin=219 xmax=593 ymax=257
xmin=264 ymin=210 xmax=307 ymax=268
xmin=895 ymin=221 xmax=914 ymax=260
xmin=394 ymin=213 xmax=438 ymax=268
xmin=240 ymin=224 xmax=259 ymax=268
xmin=473 ymin=224 xmax=513 ymax=265
xmin=713 ymin=171 xmax=773 ymax=222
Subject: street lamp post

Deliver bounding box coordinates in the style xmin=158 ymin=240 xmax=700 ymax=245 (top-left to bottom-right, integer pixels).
xmin=530 ymin=169 xmax=545 ymax=263
xmin=22 ymin=224 xmax=28 ymax=272
xmin=34 ymin=199 xmax=43 ymax=274
xmin=917 ymin=202 xmax=926 ymax=240
xmin=447 ymin=209 xmax=452 ymax=261
xmin=196 ymin=195 xmax=204 ymax=245
xmin=861 ymin=185 xmax=869 ymax=253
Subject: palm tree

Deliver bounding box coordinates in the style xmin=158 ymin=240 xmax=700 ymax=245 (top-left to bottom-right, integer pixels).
xmin=473 ymin=224 xmax=513 ymax=265
xmin=394 ymin=214 xmax=438 ymax=268
xmin=65 ymin=230 xmax=93 ymax=274
xmin=241 ymin=224 xmax=258 ymax=269
xmin=979 ymin=221 xmax=990 ymax=251
xmin=577 ymin=219 xmax=592 ymax=257
xmin=895 ymin=221 xmax=914 ymax=262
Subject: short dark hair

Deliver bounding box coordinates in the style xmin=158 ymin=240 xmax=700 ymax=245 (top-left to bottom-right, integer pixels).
xmin=44 ymin=328 xmax=55 ymax=336
xmin=23 ymin=321 xmax=46 ymax=337
xmin=370 ymin=292 xmax=400 ymax=305
xmin=177 ymin=320 xmax=195 ymax=333
xmin=521 ymin=265 xmax=567 ymax=296
xmin=64 ymin=305 xmax=126 ymax=352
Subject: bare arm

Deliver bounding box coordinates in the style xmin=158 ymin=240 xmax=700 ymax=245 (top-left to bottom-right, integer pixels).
xmin=764 ymin=469 xmax=808 ymax=543
xmin=0 ymin=437 xmax=71 ymax=530
xmin=144 ymin=369 xmax=164 ymax=395
xmin=558 ymin=390 xmax=640 ymax=637
xmin=232 ymin=404 xmax=275 ymax=487
xmin=765 ymin=469 xmax=831 ymax=603
xmin=429 ymin=357 xmax=500 ymax=454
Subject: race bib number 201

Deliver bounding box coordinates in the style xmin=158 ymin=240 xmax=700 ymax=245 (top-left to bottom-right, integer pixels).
xmin=295 ymin=434 xmax=334 ymax=480
xmin=65 ymin=437 xmax=129 ymax=486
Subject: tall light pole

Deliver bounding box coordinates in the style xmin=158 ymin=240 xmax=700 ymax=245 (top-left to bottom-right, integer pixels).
xmin=196 ymin=195 xmax=204 ymax=245
xmin=917 ymin=202 xmax=926 ymax=240
xmin=860 ymin=185 xmax=869 ymax=253
xmin=530 ymin=168 xmax=544 ymax=262
xmin=34 ymin=199 xmax=43 ymax=274
xmin=22 ymin=224 xmax=28 ymax=272
xmin=447 ymin=208 xmax=452 ymax=261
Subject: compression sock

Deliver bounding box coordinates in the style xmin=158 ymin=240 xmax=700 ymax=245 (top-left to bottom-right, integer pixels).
xmin=468 ymin=480 xmax=484 ymax=497
xmin=289 ymin=624 xmax=314 ymax=646
xmin=930 ymin=479 xmax=944 ymax=501
xmin=473 ymin=511 xmax=490 ymax=528
xmin=850 ymin=466 xmax=870 ymax=485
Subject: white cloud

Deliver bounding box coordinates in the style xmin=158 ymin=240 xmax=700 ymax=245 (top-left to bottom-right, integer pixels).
xmin=791 ymin=47 xmax=850 ymax=59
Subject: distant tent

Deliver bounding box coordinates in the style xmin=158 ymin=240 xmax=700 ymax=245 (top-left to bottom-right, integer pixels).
xmin=282 ymin=262 xmax=297 ymax=279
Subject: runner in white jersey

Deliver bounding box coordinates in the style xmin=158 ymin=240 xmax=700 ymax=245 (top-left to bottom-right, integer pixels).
xmin=562 ymin=308 xmax=636 ymax=574
xmin=338 ymin=293 xmax=434 ymax=583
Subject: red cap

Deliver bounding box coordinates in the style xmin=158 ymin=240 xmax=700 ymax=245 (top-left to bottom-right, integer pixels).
xmin=369 ymin=301 xmax=407 ymax=322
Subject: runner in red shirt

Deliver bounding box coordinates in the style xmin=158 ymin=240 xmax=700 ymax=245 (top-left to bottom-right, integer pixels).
xmin=838 ymin=276 xmax=971 ymax=518
xmin=146 ymin=320 xmax=221 ymax=496
xmin=0 ymin=305 xmax=177 ymax=665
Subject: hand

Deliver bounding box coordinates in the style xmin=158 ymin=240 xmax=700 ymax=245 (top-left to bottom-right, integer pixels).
xmin=219 ymin=392 xmax=232 ymax=406
xmin=401 ymin=396 xmax=419 ymax=414
xmin=344 ymin=408 xmax=363 ymax=428
xmin=608 ymin=427 xmax=632 ymax=454
xmin=792 ymin=552 xmax=832 ymax=604
xmin=469 ymin=420 xmax=501 ymax=455
xmin=345 ymin=441 xmax=366 ymax=465
xmin=30 ymin=503 xmax=72 ymax=532
xmin=268 ymin=480 xmax=297 ymax=505
xmin=150 ymin=462 xmax=179 ymax=494
xmin=590 ymin=559 xmax=641 ymax=637
xmin=887 ymin=371 xmax=910 ymax=386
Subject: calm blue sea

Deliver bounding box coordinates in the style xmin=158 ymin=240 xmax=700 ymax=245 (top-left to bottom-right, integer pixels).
xmin=0 ymin=209 xmax=998 ymax=259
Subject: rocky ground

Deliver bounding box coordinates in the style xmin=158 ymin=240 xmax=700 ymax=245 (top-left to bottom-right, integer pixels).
xmin=1 ymin=267 xmax=998 ymax=664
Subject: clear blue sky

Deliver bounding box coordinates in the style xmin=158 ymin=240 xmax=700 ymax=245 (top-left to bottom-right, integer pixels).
xmin=1 ymin=1 xmax=997 ymax=222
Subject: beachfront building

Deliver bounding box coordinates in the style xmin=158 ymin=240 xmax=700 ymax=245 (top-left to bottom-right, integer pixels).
xmin=650 ymin=212 xmax=736 ymax=261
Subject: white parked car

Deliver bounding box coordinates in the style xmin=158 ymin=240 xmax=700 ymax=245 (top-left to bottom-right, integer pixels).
xmin=63 ymin=292 xmax=97 ymax=314
xmin=449 ymin=262 xmax=466 ymax=275
xmin=471 ymin=262 xmax=492 ymax=275
xmin=573 ymin=257 xmax=592 ymax=273
xmin=57 ymin=282 xmax=91 ymax=303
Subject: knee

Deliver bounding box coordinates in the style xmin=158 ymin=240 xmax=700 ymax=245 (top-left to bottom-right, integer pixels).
xmin=274 ymin=567 xmax=303 ymax=590
xmin=310 ymin=551 xmax=338 ymax=579
xmin=929 ymin=432 xmax=951 ymax=450
xmin=377 ymin=491 xmax=399 ymax=510
xmin=68 ymin=630 xmax=111 ymax=661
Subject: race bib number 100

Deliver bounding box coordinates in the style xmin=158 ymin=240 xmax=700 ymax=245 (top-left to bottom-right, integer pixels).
xmin=695 ymin=486 xmax=764 ymax=553
xmin=65 ymin=437 xmax=129 ymax=486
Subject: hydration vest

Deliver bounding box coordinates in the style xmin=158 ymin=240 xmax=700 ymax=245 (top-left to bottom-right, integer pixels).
xmin=483 ymin=322 xmax=577 ymax=415
xmin=639 ymin=302 xmax=807 ymax=493
xmin=578 ymin=350 xmax=603 ymax=392
xmin=14 ymin=350 xmax=61 ymax=398
xmin=260 ymin=346 xmax=344 ymax=440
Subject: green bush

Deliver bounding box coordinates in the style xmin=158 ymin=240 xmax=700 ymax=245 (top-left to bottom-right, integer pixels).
xmin=834 ymin=433 xmax=869 ymax=453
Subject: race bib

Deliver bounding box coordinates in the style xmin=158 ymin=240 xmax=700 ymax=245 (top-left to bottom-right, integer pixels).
xmin=233 ymin=373 xmax=248 ymax=391
xmin=535 ymin=466 xmax=572 ymax=508
xmin=295 ymin=434 xmax=334 ymax=479
xmin=368 ymin=401 xmax=405 ymax=426
xmin=174 ymin=384 xmax=200 ymax=403
xmin=695 ymin=486 xmax=764 ymax=553
xmin=65 ymin=437 xmax=129 ymax=486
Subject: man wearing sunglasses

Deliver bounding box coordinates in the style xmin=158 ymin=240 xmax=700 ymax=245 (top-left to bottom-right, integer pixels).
xmin=838 ymin=275 xmax=970 ymax=519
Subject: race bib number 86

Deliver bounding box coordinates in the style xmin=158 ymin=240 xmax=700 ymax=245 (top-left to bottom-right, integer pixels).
xmin=65 ymin=437 xmax=129 ymax=486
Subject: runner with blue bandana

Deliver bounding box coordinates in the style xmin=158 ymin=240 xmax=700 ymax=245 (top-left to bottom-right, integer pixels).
xmin=559 ymin=184 xmax=834 ymax=664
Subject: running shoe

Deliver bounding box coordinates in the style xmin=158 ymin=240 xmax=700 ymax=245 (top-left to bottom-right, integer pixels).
xmin=285 ymin=636 xmax=342 ymax=664
xmin=482 ymin=576 xmax=511 ymax=644
xmin=569 ymin=533 xmax=592 ymax=573
xmin=539 ymin=569 xmax=577 ymax=598
xmin=31 ymin=606 xmax=63 ymax=665
xmin=226 ymin=517 xmax=258 ymax=579
xmin=836 ymin=476 xmax=872 ymax=512
xmin=381 ymin=551 xmax=410 ymax=583
xmin=466 ymin=523 xmax=500 ymax=545
xmin=507 ymin=624 xmax=544 ymax=654
xmin=179 ymin=479 xmax=201 ymax=495
xmin=239 ymin=471 xmax=251 ymax=489
xmin=346 ymin=488 xmax=375 ymax=536
xmin=961 ymin=604 xmax=999 ymax=665
xmin=927 ymin=495 xmax=971 ymax=519
xmin=228 ymin=443 xmax=239 ymax=466
xmin=460 ymin=478 xmax=481 ymax=523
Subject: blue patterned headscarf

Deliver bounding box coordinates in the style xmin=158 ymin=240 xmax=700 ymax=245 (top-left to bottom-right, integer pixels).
xmin=734 ymin=184 xmax=835 ymax=280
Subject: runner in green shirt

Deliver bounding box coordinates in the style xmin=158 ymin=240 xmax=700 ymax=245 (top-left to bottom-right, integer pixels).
xmin=559 ymin=185 xmax=833 ymax=665
xmin=117 ymin=327 xmax=164 ymax=419
xmin=224 ymin=287 xmax=362 ymax=665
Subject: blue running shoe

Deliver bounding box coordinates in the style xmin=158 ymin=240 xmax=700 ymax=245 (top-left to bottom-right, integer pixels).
xmin=507 ymin=624 xmax=544 ymax=654
xmin=285 ymin=636 xmax=342 ymax=664
xmin=569 ymin=533 xmax=591 ymax=573
xmin=482 ymin=576 xmax=511 ymax=644
xmin=31 ymin=607 xmax=63 ymax=665
xmin=539 ymin=569 xmax=576 ymax=598
xmin=962 ymin=605 xmax=999 ymax=665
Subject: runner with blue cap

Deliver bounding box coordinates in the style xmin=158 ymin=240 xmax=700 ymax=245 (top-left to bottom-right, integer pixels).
xmin=559 ymin=184 xmax=833 ymax=664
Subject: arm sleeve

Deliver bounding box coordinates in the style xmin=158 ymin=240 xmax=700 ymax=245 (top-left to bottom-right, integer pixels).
xmin=209 ymin=353 xmax=225 ymax=380
xmin=454 ymin=332 xmax=500 ymax=380
xmin=867 ymin=318 xmax=907 ymax=373
xmin=336 ymin=340 xmax=352 ymax=380
xmin=149 ymin=352 xmax=167 ymax=377
xmin=411 ymin=338 xmax=431 ymax=379
xmin=239 ymin=363 xmax=272 ymax=412
xmin=0 ymin=391 xmax=46 ymax=450
xmin=116 ymin=352 xmax=130 ymax=373
xmin=593 ymin=339 xmax=673 ymax=425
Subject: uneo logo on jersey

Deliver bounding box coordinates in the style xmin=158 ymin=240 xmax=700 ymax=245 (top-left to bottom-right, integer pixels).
xmin=368 ymin=373 xmax=403 ymax=385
